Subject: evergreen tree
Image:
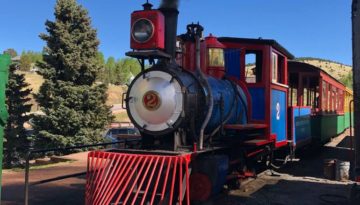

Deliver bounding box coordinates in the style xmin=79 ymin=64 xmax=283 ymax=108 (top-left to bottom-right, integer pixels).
xmin=95 ymin=52 xmax=106 ymax=82
xmin=33 ymin=0 xmax=112 ymax=148
xmin=114 ymin=59 xmax=132 ymax=85
xmin=105 ymin=57 xmax=116 ymax=84
xmin=4 ymin=63 xmax=32 ymax=168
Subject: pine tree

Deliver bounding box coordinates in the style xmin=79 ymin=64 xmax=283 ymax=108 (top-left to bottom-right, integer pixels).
xmin=105 ymin=57 xmax=116 ymax=84
xmin=33 ymin=0 xmax=112 ymax=149
xmin=96 ymin=52 xmax=106 ymax=82
xmin=4 ymin=63 xmax=32 ymax=168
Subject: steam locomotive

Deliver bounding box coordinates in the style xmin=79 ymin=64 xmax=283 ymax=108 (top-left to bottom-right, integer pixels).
xmin=85 ymin=1 xmax=353 ymax=204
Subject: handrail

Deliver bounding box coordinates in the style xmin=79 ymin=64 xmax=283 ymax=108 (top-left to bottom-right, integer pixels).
xmin=24 ymin=139 xmax=139 ymax=205
xmin=350 ymin=100 xmax=354 ymax=155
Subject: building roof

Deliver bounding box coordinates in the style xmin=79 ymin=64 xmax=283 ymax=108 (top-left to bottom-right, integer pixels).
xmin=218 ymin=37 xmax=295 ymax=59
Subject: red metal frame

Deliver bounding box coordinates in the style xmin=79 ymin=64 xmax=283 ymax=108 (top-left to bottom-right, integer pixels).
xmin=243 ymin=139 xmax=272 ymax=147
xmin=320 ymin=72 xmax=346 ymax=114
xmin=224 ymin=124 xmax=267 ymax=130
xmin=86 ymin=151 xmax=191 ymax=205
xmin=181 ymin=40 xmax=207 ymax=73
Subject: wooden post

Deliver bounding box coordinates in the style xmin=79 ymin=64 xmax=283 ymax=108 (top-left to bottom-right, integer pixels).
xmin=352 ymin=0 xmax=360 ymax=182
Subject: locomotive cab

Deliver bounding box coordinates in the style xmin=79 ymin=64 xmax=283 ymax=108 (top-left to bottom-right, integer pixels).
xmin=219 ymin=37 xmax=294 ymax=149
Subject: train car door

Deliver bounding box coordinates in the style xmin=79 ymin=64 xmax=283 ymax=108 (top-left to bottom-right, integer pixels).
xmin=270 ymin=51 xmax=288 ymax=148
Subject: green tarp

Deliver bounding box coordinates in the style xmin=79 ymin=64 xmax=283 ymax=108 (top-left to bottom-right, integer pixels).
xmin=0 ymin=54 xmax=10 ymax=200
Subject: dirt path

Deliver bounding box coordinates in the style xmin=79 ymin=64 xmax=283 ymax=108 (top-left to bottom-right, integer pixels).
xmin=2 ymin=152 xmax=89 ymax=205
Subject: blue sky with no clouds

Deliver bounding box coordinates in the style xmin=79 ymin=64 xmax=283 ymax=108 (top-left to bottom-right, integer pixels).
xmin=0 ymin=0 xmax=352 ymax=65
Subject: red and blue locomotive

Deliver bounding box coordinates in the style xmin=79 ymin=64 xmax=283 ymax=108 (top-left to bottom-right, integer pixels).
xmin=85 ymin=1 xmax=352 ymax=204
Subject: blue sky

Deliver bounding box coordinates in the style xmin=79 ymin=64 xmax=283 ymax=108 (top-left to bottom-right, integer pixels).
xmin=0 ymin=0 xmax=352 ymax=65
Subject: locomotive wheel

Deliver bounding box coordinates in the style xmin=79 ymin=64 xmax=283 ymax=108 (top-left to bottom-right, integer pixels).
xmin=190 ymin=173 xmax=212 ymax=202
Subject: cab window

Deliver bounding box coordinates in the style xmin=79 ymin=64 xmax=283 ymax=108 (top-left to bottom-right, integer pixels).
xmin=245 ymin=50 xmax=263 ymax=83
xmin=208 ymin=48 xmax=224 ymax=67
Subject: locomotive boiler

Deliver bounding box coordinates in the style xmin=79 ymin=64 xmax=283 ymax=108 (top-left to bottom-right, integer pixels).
xmin=125 ymin=1 xmax=248 ymax=150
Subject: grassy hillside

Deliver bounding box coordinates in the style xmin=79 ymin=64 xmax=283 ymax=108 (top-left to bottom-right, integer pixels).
xmin=295 ymin=57 xmax=352 ymax=81
xmin=19 ymin=71 xmax=126 ymax=112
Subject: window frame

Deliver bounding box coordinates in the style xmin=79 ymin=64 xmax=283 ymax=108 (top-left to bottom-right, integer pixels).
xmin=272 ymin=52 xmax=278 ymax=83
xmin=244 ymin=50 xmax=263 ymax=84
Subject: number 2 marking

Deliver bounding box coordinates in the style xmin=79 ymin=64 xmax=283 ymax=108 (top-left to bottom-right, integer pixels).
xmin=146 ymin=94 xmax=157 ymax=107
xmin=276 ymin=102 xmax=280 ymax=120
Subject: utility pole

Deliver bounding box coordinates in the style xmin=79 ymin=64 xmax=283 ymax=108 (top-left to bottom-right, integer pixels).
xmin=352 ymin=0 xmax=360 ymax=182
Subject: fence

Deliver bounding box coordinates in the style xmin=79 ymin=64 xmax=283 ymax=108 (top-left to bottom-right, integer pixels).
xmin=24 ymin=138 xmax=140 ymax=205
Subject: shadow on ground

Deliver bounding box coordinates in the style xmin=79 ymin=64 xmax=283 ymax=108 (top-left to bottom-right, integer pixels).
xmin=2 ymin=176 xmax=85 ymax=205
xmin=217 ymin=179 xmax=351 ymax=205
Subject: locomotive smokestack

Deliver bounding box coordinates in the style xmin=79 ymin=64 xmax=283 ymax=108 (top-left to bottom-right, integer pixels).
xmin=159 ymin=0 xmax=179 ymax=59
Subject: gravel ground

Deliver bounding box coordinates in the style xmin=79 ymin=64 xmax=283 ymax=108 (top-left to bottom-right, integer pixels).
xmin=213 ymin=129 xmax=355 ymax=205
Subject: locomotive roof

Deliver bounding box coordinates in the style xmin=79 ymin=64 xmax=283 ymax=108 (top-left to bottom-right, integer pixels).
xmin=218 ymin=37 xmax=295 ymax=59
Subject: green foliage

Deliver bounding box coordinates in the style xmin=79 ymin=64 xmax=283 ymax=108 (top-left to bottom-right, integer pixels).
xmin=19 ymin=51 xmax=43 ymax=71
xmin=106 ymin=57 xmax=116 ymax=71
xmin=340 ymin=73 xmax=353 ymax=88
xmin=96 ymin=52 xmax=105 ymax=66
xmin=125 ymin=58 xmax=141 ymax=76
xmin=3 ymin=48 xmax=17 ymax=58
xmin=96 ymin=52 xmax=106 ymax=82
xmin=100 ymin=57 xmax=140 ymax=85
xmin=112 ymin=58 xmax=132 ymax=85
xmin=33 ymin=0 xmax=113 ymax=149
xmin=19 ymin=54 xmax=32 ymax=71
xmin=102 ymin=57 xmax=116 ymax=84
xmin=4 ymin=63 xmax=32 ymax=168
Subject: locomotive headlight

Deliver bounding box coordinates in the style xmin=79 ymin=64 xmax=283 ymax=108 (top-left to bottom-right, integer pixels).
xmin=132 ymin=19 xmax=154 ymax=43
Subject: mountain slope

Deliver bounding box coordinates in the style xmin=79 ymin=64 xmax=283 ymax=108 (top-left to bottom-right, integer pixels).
xmin=295 ymin=57 xmax=352 ymax=81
